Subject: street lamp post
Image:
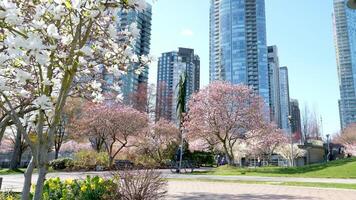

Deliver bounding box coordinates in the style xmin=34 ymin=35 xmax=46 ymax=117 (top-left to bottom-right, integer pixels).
xmin=288 ymin=116 xmax=294 ymax=167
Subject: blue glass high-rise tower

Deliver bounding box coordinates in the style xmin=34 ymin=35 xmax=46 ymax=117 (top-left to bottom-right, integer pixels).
xmin=209 ymin=0 xmax=269 ymax=108
xmin=118 ymin=3 xmax=152 ymax=105
xmin=333 ymin=0 xmax=356 ymax=129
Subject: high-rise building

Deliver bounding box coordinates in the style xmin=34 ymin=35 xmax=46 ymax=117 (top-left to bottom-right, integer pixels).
xmin=118 ymin=3 xmax=152 ymax=105
xmin=333 ymin=0 xmax=356 ymax=129
xmin=279 ymin=66 xmax=290 ymax=132
xmin=290 ymin=99 xmax=302 ymax=143
xmin=268 ymin=45 xmax=281 ymax=127
xmin=209 ymin=0 xmax=269 ymax=107
xmin=156 ymin=48 xmax=200 ymax=123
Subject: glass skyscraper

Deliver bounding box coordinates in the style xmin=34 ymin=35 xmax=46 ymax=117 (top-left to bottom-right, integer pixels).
xmin=156 ymin=48 xmax=200 ymax=123
xmin=333 ymin=0 xmax=356 ymax=129
xmin=268 ymin=45 xmax=281 ymax=127
xmin=118 ymin=3 xmax=152 ymax=104
xmin=209 ymin=0 xmax=269 ymax=107
xmin=279 ymin=66 xmax=290 ymax=132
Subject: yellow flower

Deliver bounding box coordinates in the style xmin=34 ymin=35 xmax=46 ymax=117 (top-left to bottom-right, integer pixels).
xmin=65 ymin=179 xmax=73 ymax=185
xmin=48 ymin=180 xmax=59 ymax=190
xmin=81 ymin=185 xmax=87 ymax=192
xmin=98 ymin=178 xmax=104 ymax=184
xmin=6 ymin=196 xmax=14 ymax=200
xmin=90 ymin=184 xmax=95 ymax=189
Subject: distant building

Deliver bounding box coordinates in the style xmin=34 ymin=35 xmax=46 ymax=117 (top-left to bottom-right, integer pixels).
xmin=268 ymin=45 xmax=281 ymax=127
xmin=156 ymin=48 xmax=200 ymax=123
xmin=209 ymin=0 xmax=270 ymax=109
xmin=333 ymin=0 xmax=356 ymax=129
xmin=290 ymin=99 xmax=302 ymax=143
xmin=279 ymin=66 xmax=290 ymax=132
xmin=118 ymin=2 xmax=152 ymax=105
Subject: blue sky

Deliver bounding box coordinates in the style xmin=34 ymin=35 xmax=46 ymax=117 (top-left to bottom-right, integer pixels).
xmin=148 ymin=0 xmax=340 ymax=136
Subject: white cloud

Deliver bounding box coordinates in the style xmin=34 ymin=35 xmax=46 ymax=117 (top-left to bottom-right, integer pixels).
xmin=180 ymin=28 xmax=194 ymax=37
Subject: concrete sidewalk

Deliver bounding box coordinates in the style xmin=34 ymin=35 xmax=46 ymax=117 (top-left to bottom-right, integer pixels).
xmin=167 ymin=181 xmax=356 ymax=200
xmin=1 ymin=169 xmax=356 ymax=192
xmin=165 ymin=173 xmax=356 ymax=184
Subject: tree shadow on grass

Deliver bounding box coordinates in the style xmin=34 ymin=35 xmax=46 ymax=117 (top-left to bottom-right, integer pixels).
xmin=259 ymin=158 xmax=356 ymax=175
xmin=196 ymin=158 xmax=356 ymax=176
xmin=169 ymin=193 xmax=315 ymax=200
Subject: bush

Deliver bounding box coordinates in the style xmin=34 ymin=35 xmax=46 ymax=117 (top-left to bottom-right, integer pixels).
xmin=188 ymin=151 xmax=215 ymax=167
xmin=0 ymin=191 xmax=21 ymax=200
xmin=113 ymin=170 xmax=167 ymax=200
xmin=49 ymin=158 xmax=74 ymax=170
xmin=73 ymin=150 xmax=110 ymax=170
xmin=38 ymin=171 xmax=168 ymax=200
xmin=41 ymin=176 xmax=116 ymax=200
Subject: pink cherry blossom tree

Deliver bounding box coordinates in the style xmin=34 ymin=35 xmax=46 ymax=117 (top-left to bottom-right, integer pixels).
xmin=335 ymin=123 xmax=356 ymax=157
xmin=76 ymin=103 xmax=149 ymax=166
xmin=247 ymin=123 xmax=288 ymax=163
xmin=0 ymin=0 xmax=150 ymax=199
xmin=139 ymin=119 xmax=180 ymax=164
xmin=185 ymin=81 xmax=266 ymax=164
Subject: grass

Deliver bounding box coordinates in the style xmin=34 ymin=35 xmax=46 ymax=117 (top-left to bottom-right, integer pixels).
xmin=0 ymin=167 xmax=56 ymax=175
xmin=194 ymin=158 xmax=356 ymax=178
xmin=167 ymin=178 xmax=356 ymax=190
xmin=0 ymin=168 xmax=25 ymax=175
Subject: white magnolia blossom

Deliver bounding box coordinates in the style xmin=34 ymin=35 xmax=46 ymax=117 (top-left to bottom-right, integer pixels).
xmin=0 ymin=0 xmax=154 ymax=197
xmin=46 ymin=24 xmax=60 ymax=39
xmin=33 ymin=95 xmax=52 ymax=110
xmin=128 ymin=0 xmax=147 ymax=11
xmin=15 ymin=69 xmax=32 ymax=85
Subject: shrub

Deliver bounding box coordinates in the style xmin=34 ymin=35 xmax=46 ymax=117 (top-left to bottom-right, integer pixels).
xmin=112 ymin=170 xmax=167 ymax=200
xmin=41 ymin=176 xmax=116 ymax=200
xmin=0 ymin=191 xmax=21 ymax=200
xmin=49 ymin=158 xmax=74 ymax=170
xmin=73 ymin=150 xmax=110 ymax=170
xmin=188 ymin=151 xmax=215 ymax=167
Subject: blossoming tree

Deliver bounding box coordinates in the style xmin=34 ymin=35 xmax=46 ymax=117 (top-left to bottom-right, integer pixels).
xmin=185 ymin=81 xmax=266 ymax=164
xmin=139 ymin=119 xmax=180 ymax=164
xmin=247 ymin=123 xmax=288 ymax=163
xmin=0 ymin=0 xmax=150 ymax=199
xmin=76 ymin=103 xmax=148 ymax=166
xmin=335 ymin=123 xmax=356 ymax=156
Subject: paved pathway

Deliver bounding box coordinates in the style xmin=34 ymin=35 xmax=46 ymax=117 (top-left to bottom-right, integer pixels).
xmin=167 ymin=181 xmax=356 ymax=200
xmin=2 ymin=170 xmax=356 ymax=199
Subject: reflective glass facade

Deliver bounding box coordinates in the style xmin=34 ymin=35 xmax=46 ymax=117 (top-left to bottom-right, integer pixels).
xmin=279 ymin=67 xmax=290 ymax=132
xmin=156 ymin=48 xmax=200 ymax=123
xmin=333 ymin=0 xmax=356 ymax=129
xmin=118 ymin=3 xmax=152 ymax=104
xmin=268 ymin=46 xmax=281 ymax=127
xmin=210 ymin=0 xmax=269 ymax=107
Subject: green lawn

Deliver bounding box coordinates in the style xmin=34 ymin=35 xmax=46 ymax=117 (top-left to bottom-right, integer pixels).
xmin=194 ymin=158 xmax=356 ymax=178
xmin=0 ymin=168 xmax=56 ymax=175
xmin=0 ymin=168 xmax=25 ymax=175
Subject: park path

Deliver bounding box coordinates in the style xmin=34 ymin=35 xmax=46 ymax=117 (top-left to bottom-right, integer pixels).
xmin=167 ymin=181 xmax=356 ymax=200
xmin=1 ymin=170 xmax=356 ymax=199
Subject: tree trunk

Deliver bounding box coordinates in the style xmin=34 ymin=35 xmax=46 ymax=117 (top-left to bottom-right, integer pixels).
xmin=109 ymin=156 xmax=115 ymax=169
xmin=22 ymin=157 xmax=35 ymax=200
xmin=10 ymin=129 xmax=22 ymax=170
xmin=54 ymin=149 xmax=59 ymax=159
xmin=222 ymin=141 xmax=234 ymax=165
xmin=0 ymin=125 xmax=6 ymax=148
xmin=33 ymin=166 xmax=47 ymax=200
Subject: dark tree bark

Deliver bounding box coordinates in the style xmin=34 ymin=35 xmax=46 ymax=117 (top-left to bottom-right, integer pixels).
xmin=9 ymin=128 xmax=22 ymax=170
